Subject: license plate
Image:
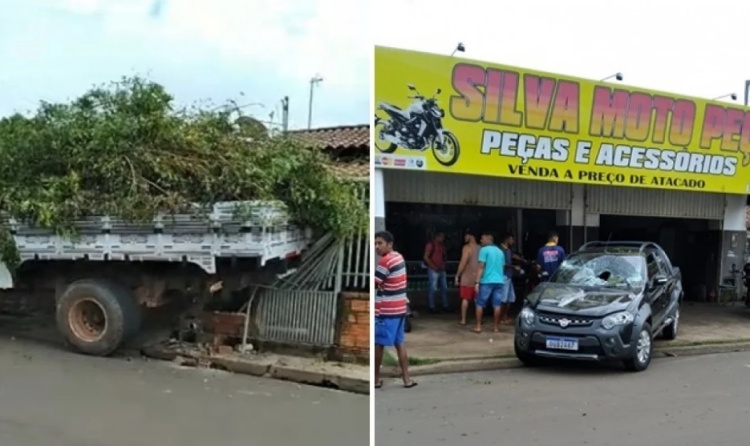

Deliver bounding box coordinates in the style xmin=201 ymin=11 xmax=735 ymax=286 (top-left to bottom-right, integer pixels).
xmin=546 ymin=336 xmax=579 ymax=351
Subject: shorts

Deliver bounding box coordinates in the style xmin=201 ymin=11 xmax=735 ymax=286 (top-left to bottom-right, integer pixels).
xmin=501 ymin=279 xmax=516 ymax=303
xmin=375 ymin=316 xmax=406 ymax=347
xmin=476 ymin=282 xmax=505 ymax=309
xmin=459 ymin=285 xmax=476 ymax=300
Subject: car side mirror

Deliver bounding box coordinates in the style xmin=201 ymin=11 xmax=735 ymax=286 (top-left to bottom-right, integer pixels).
xmin=653 ymin=275 xmax=668 ymax=286
xmin=407 ymin=84 xmax=416 ymax=90
xmin=435 ymin=88 xmax=442 ymax=94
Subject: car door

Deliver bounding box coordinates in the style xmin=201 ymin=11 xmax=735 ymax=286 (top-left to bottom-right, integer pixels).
xmin=645 ymin=251 xmax=668 ymax=328
xmin=655 ymin=251 xmax=678 ymax=315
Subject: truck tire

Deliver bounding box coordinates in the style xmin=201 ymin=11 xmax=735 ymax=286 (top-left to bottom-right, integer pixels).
xmin=111 ymin=282 xmax=142 ymax=340
xmin=56 ymin=279 xmax=141 ymax=356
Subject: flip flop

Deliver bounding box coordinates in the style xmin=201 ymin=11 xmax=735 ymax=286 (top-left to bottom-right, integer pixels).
xmin=458 ymin=322 xmax=467 ymax=326
xmin=403 ymin=381 xmax=418 ymax=389
xmin=472 ymin=328 xmax=482 ymax=334
xmin=375 ymin=380 xmax=383 ymax=389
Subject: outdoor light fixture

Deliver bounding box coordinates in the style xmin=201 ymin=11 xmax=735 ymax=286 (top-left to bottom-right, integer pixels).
xmin=712 ymin=93 xmax=737 ymax=101
xmin=450 ymin=42 xmax=465 ymax=57
xmin=601 ymin=73 xmax=624 ymax=82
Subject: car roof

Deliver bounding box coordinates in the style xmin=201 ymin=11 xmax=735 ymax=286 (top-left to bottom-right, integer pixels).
xmin=576 ymin=241 xmax=665 ymax=256
xmin=573 ymin=247 xmax=643 ymax=256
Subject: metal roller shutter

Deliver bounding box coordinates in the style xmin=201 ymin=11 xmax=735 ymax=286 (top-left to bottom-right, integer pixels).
xmin=383 ymin=170 xmax=573 ymax=210
xmin=585 ymin=185 xmax=725 ymax=220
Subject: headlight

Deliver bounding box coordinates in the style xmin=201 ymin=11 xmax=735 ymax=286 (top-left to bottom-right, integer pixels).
xmin=520 ymin=307 xmax=535 ymax=325
xmin=602 ymin=311 xmax=635 ymax=330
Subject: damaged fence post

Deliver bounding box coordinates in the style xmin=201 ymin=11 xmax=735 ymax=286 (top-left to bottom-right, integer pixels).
xmin=241 ymin=286 xmax=260 ymax=352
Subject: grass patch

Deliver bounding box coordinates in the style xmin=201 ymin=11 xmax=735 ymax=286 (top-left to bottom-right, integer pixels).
xmin=382 ymin=350 xmax=442 ymax=367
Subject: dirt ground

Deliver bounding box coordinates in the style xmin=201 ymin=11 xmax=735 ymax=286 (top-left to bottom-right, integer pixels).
xmin=403 ymin=302 xmax=750 ymax=361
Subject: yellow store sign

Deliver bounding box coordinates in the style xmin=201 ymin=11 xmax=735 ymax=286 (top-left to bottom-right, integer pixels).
xmin=374 ymin=46 xmax=750 ymax=194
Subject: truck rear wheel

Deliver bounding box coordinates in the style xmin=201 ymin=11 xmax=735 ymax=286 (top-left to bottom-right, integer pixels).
xmin=56 ymin=279 xmax=141 ymax=356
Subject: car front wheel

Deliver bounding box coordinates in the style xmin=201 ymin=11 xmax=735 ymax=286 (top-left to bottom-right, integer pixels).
xmin=624 ymin=323 xmax=652 ymax=372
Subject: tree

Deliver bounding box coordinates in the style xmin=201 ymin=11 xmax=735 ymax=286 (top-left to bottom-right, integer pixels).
xmin=0 ymin=76 xmax=367 ymax=269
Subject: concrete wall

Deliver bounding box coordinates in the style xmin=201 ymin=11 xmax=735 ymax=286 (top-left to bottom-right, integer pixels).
xmin=556 ymin=185 xmax=601 ymax=251
xmin=717 ymin=194 xmax=747 ymax=301
xmin=374 ymin=168 xmax=386 ymax=234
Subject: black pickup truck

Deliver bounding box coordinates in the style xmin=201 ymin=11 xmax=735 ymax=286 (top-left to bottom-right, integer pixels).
xmin=514 ymin=241 xmax=683 ymax=372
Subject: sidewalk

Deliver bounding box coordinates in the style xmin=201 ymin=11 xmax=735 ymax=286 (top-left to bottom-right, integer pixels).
xmin=392 ymin=302 xmax=750 ymax=371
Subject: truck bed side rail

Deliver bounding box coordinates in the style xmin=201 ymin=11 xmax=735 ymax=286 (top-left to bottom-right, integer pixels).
xmin=2 ymin=201 xmax=312 ymax=274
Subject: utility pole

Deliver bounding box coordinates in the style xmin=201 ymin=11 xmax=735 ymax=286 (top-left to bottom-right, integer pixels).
xmin=307 ymin=75 xmax=323 ymax=129
xmin=281 ymin=96 xmax=289 ymax=133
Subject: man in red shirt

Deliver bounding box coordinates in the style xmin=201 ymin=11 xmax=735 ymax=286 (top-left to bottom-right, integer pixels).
xmin=423 ymin=232 xmax=449 ymax=313
xmin=374 ymin=230 xmax=417 ymax=389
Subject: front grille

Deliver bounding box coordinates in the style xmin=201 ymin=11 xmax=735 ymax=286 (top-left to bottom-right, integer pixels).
xmin=538 ymin=314 xmax=595 ymax=328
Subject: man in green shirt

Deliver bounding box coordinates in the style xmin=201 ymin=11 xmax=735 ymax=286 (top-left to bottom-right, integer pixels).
xmin=472 ymin=230 xmax=506 ymax=333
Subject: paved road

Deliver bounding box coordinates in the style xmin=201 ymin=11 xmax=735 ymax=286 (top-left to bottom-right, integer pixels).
xmin=0 ymin=336 xmax=368 ymax=446
xmin=376 ymin=353 xmax=750 ymax=445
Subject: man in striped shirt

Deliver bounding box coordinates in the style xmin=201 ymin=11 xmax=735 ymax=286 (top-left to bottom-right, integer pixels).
xmin=374 ymin=230 xmax=417 ymax=389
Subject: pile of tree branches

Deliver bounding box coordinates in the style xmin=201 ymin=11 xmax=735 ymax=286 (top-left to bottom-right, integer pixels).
xmin=0 ymin=76 xmax=367 ymax=269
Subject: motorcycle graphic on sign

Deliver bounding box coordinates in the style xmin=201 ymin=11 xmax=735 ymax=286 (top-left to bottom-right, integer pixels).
xmin=374 ymin=84 xmax=461 ymax=167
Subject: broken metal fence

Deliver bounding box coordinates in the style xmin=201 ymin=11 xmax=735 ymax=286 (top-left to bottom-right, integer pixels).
xmin=252 ymin=182 xmax=370 ymax=347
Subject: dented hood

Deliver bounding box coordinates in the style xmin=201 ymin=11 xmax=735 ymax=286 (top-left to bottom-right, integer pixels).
xmin=527 ymin=283 xmax=638 ymax=316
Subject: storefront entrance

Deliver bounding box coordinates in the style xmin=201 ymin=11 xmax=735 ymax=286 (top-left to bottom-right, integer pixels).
xmin=385 ymin=201 xmax=560 ymax=310
xmin=599 ymin=215 xmax=721 ymax=301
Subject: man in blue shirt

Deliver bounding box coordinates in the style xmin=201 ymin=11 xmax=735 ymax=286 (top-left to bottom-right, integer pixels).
xmin=473 ymin=231 xmax=505 ymax=334
xmin=536 ymin=231 xmax=567 ymax=277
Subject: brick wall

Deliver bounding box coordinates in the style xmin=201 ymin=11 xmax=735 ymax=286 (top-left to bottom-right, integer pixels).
xmin=337 ymin=292 xmax=370 ymax=359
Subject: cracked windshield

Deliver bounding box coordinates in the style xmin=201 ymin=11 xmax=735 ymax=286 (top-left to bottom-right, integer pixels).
xmin=550 ymin=254 xmax=646 ymax=291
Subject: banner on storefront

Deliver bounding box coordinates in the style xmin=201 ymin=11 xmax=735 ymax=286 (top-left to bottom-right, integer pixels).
xmin=374 ymin=46 xmax=750 ymax=195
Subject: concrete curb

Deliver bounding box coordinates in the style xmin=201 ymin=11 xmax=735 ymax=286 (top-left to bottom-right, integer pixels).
xmin=655 ymin=341 xmax=750 ymax=358
xmin=385 ymin=341 xmax=750 ymax=377
xmin=141 ymin=346 xmax=370 ymax=395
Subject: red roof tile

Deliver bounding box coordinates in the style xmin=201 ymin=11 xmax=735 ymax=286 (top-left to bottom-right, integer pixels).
xmin=290 ymin=124 xmax=369 ymax=179
xmin=289 ymin=124 xmax=369 ymax=152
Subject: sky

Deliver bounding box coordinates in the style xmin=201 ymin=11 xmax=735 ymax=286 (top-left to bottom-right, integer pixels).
xmin=374 ymin=0 xmax=750 ymax=105
xmin=0 ymin=0 xmax=370 ymax=130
